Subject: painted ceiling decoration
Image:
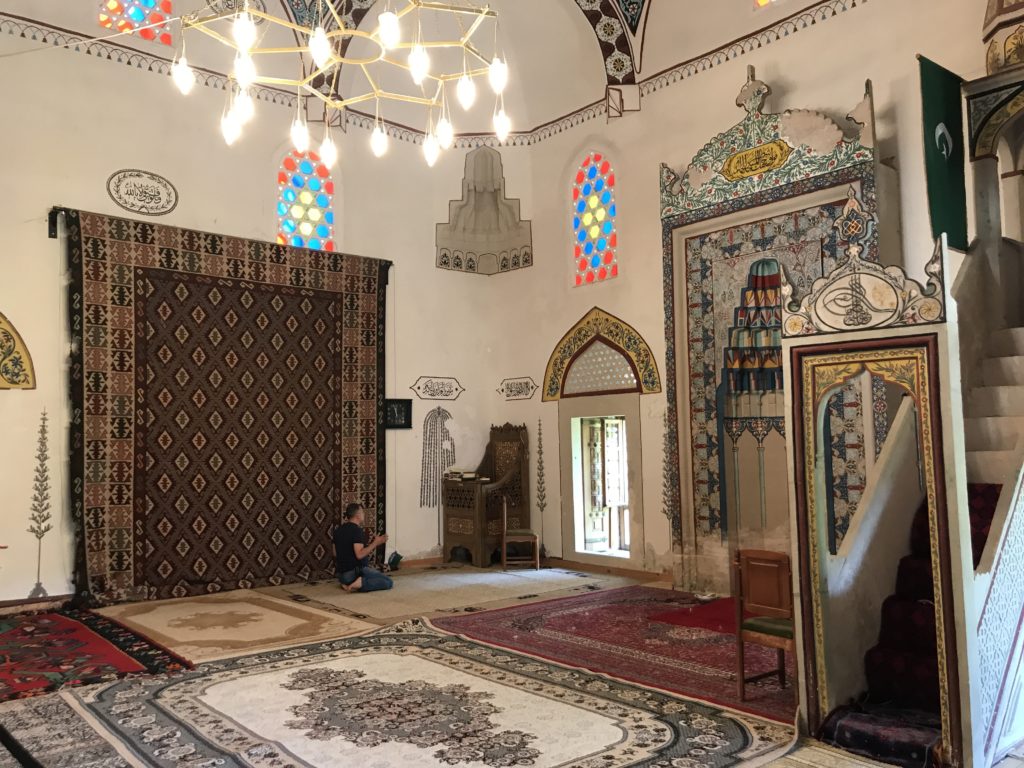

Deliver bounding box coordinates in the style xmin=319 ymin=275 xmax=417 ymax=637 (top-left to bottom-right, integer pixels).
xmin=615 ymin=0 xmax=647 ymax=35
xmin=283 ymin=0 xmax=374 ymax=32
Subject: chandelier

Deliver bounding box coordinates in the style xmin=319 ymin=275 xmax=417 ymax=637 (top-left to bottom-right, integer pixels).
xmin=170 ymin=0 xmax=512 ymax=167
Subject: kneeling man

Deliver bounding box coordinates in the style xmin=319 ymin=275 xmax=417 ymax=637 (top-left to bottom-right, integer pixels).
xmin=333 ymin=503 xmax=393 ymax=593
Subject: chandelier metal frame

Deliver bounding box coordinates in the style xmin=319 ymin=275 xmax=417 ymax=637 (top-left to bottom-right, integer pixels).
xmin=180 ymin=0 xmax=501 ymax=122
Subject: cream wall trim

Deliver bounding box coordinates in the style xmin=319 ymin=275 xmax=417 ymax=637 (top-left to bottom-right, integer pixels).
xmin=0 ymin=0 xmax=867 ymax=148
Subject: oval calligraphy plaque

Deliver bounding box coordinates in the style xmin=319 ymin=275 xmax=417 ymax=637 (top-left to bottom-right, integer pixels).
xmin=106 ymin=169 xmax=179 ymax=216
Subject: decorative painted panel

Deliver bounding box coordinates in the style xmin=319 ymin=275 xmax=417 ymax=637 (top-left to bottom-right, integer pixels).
xmin=543 ymin=308 xmax=660 ymax=402
xmin=660 ymin=74 xmax=875 ymax=220
xmin=0 ymin=311 xmax=35 ymax=390
xmin=683 ymin=201 xmax=847 ymax=535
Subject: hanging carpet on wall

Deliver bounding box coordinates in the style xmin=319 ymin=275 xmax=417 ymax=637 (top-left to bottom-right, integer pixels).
xmin=63 ymin=209 xmax=388 ymax=603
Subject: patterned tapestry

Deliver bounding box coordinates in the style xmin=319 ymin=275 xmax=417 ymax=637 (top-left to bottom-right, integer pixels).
xmin=685 ymin=201 xmax=846 ymax=535
xmin=65 ymin=209 xmax=387 ymax=603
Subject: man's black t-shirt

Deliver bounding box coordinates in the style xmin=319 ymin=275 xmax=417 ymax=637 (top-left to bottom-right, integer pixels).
xmin=333 ymin=522 xmax=367 ymax=574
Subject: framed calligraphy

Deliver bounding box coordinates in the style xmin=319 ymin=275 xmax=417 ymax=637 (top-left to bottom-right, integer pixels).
xmin=410 ymin=376 xmax=465 ymax=401
xmin=106 ymin=169 xmax=178 ymax=216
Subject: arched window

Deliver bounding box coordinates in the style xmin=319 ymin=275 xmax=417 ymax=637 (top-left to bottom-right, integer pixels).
xmin=98 ymin=0 xmax=173 ymax=45
xmin=572 ymin=152 xmax=618 ymax=285
xmin=276 ymin=150 xmax=335 ymax=251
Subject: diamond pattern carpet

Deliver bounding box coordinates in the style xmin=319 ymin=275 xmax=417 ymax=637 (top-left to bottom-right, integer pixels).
xmin=64 ymin=209 xmax=388 ymax=602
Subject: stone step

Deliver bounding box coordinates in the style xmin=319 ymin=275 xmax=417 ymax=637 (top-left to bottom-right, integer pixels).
xmin=991 ymin=327 xmax=1024 ymax=357
xmin=966 ymin=450 xmax=1018 ymax=484
xmin=967 ymin=385 xmax=1024 ymax=417
xmin=983 ymin=355 xmax=1024 ymax=386
xmin=964 ymin=416 xmax=1024 ymax=451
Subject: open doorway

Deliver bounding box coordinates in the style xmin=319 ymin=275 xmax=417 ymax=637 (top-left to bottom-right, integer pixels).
xmin=572 ymin=415 xmax=630 ymax=558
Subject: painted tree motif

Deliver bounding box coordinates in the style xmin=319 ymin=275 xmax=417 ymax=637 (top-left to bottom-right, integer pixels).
xmin=27 ymin=409 xmax=52 ymax=598
xmin=536 ymin=419 xmax=547 ymax=517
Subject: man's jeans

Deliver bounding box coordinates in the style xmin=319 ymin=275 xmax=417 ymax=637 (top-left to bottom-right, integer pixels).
xmin=338 ymin=566 xmax=393 ymax=592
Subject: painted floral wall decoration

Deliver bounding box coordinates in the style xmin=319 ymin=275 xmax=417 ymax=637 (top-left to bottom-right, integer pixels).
xmin=28 ymin=410 xmax=52 ymax=598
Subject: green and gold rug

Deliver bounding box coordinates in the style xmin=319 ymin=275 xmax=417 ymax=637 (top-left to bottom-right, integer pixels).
xmin=0 ymin=620 xmax=792 ymax=767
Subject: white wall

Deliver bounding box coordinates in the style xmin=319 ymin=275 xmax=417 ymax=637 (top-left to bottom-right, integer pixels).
xmin=0 ymin=0 xmax=986 ymax=600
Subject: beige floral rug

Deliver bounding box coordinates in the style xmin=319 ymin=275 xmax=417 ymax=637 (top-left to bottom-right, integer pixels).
xmin=96 ymin=589 xmax=375 ymax=663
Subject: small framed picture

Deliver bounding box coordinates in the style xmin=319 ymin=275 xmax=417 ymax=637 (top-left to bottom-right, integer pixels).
xmin=385 ymin=399 xmax=413 ymax=429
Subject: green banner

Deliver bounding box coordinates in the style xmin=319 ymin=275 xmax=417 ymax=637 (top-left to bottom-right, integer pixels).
xmin=919 ymin=56 xmax=968 ymax=251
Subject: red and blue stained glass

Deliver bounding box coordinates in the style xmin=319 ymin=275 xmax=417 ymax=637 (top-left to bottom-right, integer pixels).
xmin=572 ymin=152 xmax=618 ymax=286
xmin=98 ymin=0 xmax=173 ymax=46
xmin=277 ymin=150 xmax=335 ymax=251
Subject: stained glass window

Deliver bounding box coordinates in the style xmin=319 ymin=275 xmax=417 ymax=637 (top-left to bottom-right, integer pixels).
xmin=572 ymin=152 xmax=618 ymax=285
xmin=276 ymin=150 xmax=335 ymax=251
xmin=98 ymin=0 xmax=173 ymax=46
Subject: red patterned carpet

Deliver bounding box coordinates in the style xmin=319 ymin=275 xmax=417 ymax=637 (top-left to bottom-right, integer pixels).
xmin=0 ymin=610 xmax=190 ymax=701
xmin=433 ymin=586 xmax=797 ymax=723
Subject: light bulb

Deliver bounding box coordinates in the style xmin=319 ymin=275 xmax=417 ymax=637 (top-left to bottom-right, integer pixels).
xmin=370 ymin=124 xmax=389 ymax=157
xmin=234 ymin=53 xmax=257 ymax=88
xmin=233 ymin=90 xmax=255 ymax=125
xmin=488 ymin=56 xmax=508 ymax=94
xmin=171 ymin=54 xmax=195 ymax=95
xmin=493 ymin=108 xmax=511 ymax=142
xmin=320 ymin=133 xmax=338 ymax=168
xmin=309 ymin=26 xmax=332 ymax=70
xmin=290 ymin=116 xmax=310 ymax=153
xmin=423 ymin=132 xmax=440 ymax=167
xmin=232 ymin=11 xmax=257 ymax=52
xmin=456 ymin=74 xmax=476 ymax=111
xmin=436 ymin=115 xmax=454 ymax=150
xmin=221 ymin=112 xmax=242 ymax=145
xmin=409 ymin=44 xmax=430 ymax=85
xmin=378 ymin=11 xmax=400 ymax=49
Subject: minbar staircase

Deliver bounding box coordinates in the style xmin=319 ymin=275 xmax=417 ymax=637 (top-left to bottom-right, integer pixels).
xmin=819 ymin=328 xmax=1022 ymax=766
xmin=820 ymin=488 xmax=1002 ymax=766
xmin=965 ymin=327 xmax=1024 ymax=488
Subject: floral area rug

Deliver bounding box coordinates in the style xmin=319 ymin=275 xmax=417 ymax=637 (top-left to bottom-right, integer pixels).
xmin=433 ymin=586 xmax=798 ymax=723
xmin=0 ymin=619 xmax=791 ymax=767
xmin=0 ymin=609 xmax=189 ymax=702
xmin=96 ymin=589 xmax=376 ymax=663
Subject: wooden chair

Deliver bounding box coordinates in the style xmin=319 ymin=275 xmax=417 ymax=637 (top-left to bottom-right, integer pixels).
xmin=501 ymin=496 xmax=539 ymax=570
xmin=735 ymin=549 xmax=795 ymax=701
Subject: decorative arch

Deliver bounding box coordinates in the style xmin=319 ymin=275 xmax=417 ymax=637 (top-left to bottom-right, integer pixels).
xmin=543 ymin=307 xmax=660 ymax=401
xmin=572 ymin=151 xmax=619 ymax=285
xmin=0 ymin=311 xmax=36 ymax=390
xmin=571 ymin=0 xmax=651 ymax=85
xmin=276 ymin=149 xmax=335 ymax=251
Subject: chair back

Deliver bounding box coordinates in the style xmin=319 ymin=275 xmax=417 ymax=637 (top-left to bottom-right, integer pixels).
xmin=736 ymin=549 xmax=792 ymax=619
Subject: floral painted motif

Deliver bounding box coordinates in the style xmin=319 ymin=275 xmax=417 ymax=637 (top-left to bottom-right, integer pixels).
xmin=0 ymin=311 xmax=34 ymax=389
xmin=660 ymin=77 xmax=874 ymax=219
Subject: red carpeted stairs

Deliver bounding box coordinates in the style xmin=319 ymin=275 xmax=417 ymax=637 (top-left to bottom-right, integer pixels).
xmin=821 ymin=487 xmax=1002 ymax=766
